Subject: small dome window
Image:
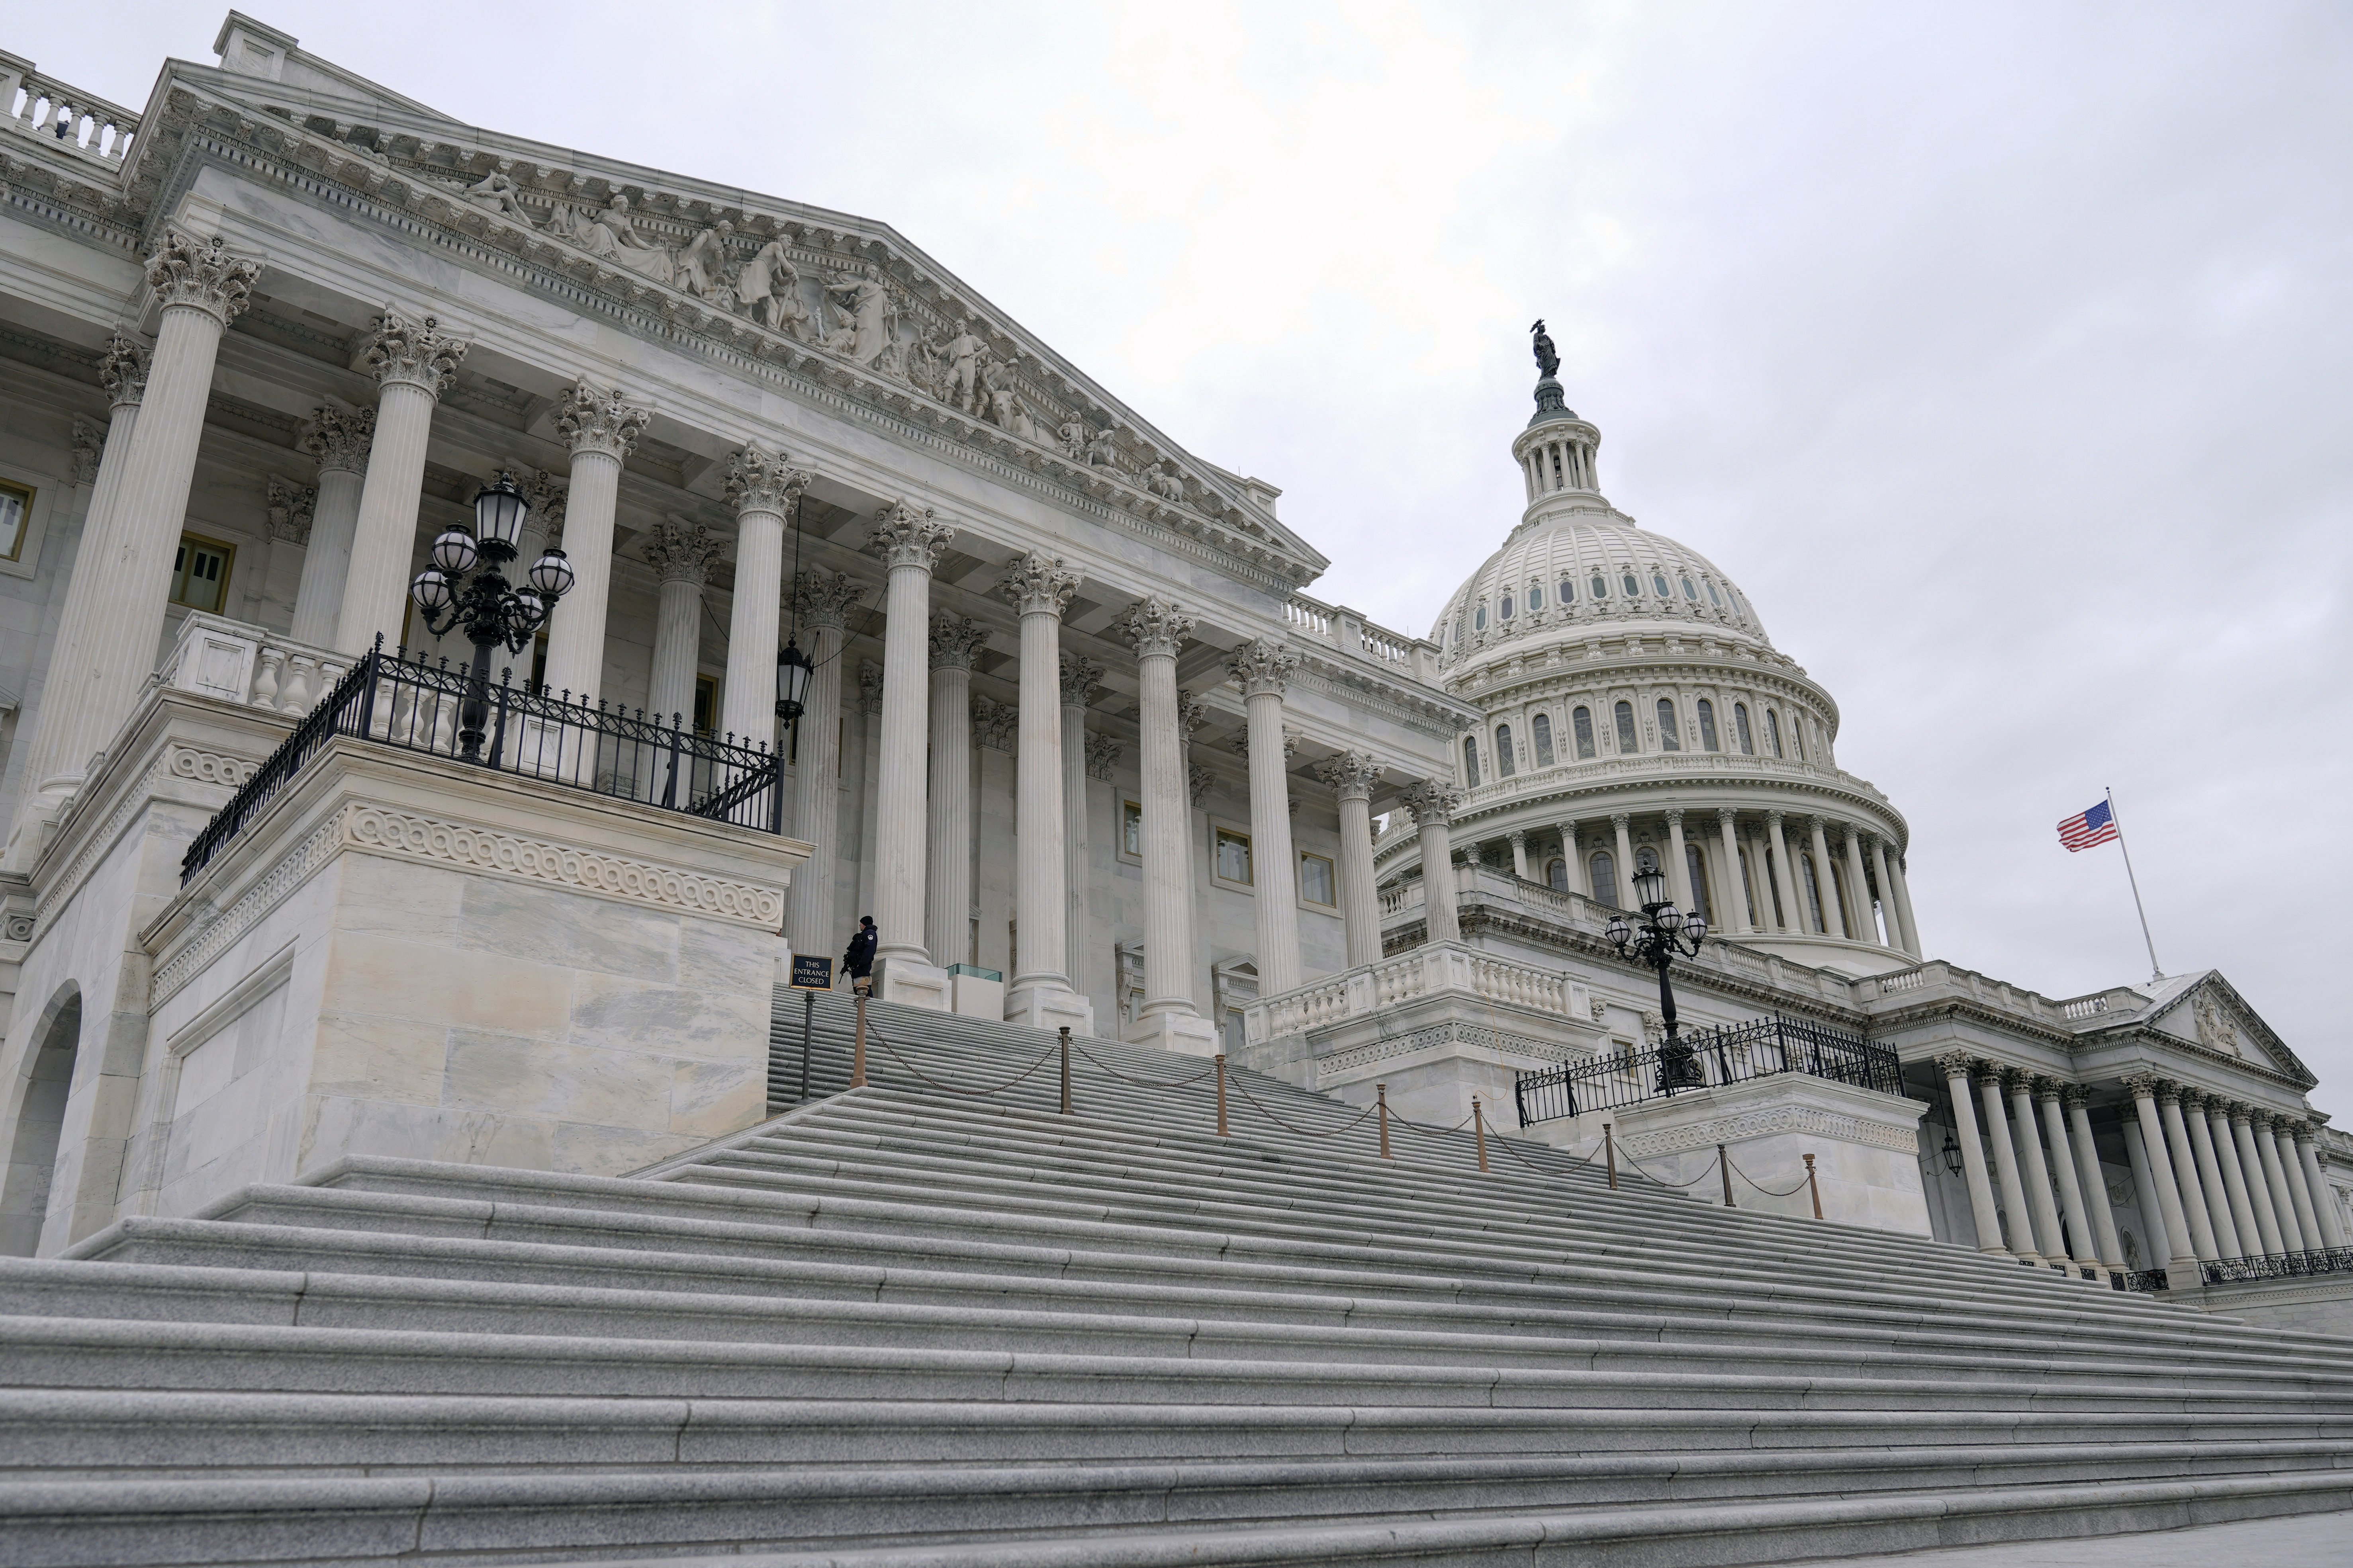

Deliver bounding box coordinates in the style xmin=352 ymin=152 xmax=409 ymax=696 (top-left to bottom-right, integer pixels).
xmin=1527 ymin=583 xmax=1542 ymax=610
xmin=1591 ymin=574 xmax=1609 ymax=600
xmin=1474 ymin=604 xmax=1487 ymax=631
xmin=1652 ymin=572 xmax=1670 ymax=598
xmin=1499 ymin=593 xmax=1514 ymax=621
xmin=1623 ymin=572 xmax=1641 ymax=598
xmin=1706 ymin=580 xmax=1723 ymax=607
xmin=1680 ymin=575 xmax=1697 ymax=600
xmin=1560 ymin=576 xmax=1576 ymax=604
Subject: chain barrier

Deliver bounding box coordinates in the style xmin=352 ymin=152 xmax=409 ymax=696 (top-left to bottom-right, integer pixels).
xmin=867 ymin=1024 xmax=1060 ymax=1098
xmin=1723 ymin=1149 xmax=1815 ymax=1198
xmin=1615 ymin=1146 xmax=1727 ymax=1190
xmin=1070 ymin=1042 xmax=1218 ymax=1091
xmin=1226 ymin=1073 xmax=1378 ymax=1140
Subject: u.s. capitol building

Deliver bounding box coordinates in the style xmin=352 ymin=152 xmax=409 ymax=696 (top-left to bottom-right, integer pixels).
xmin=0 ymin=16 xmax=2350 ymax=1564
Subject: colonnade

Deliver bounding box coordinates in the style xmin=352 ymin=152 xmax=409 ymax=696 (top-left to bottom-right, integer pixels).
xmin=1934 ymin=1053 xmax=2344 ymax=1280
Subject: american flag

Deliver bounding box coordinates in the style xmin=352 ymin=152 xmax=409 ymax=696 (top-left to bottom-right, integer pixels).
xmin=2057 ymin=800 xmax=2119 ymax=852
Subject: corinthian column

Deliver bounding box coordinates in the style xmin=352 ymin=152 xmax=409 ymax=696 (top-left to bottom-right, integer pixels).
xmin=1116 ymin=596 xmax=1215 ymax=1052
xmin=540 ymin=381 xmax=649 ymax=707
xmin=2276 ymin=1120 xmax=2325 ymax=1251
xmin=1807 ymin=816 xmax=1848 ymax=937
xmin=2179 ymin=1090 xmax=2243 ymax=1258
xmin=2061 ymin=1085 xmax=2127 ymax=1273
xmin=5 ymin=336 xmax=149 ymax=869
xmin=719 ymin=442 xmax=809 ymax=754
xmin=2124 ymin=1074 xmax=2196 ymax=1271
xmin=2230 ymin=1105 xmax=2287 ymax=1257
xmin=2004 ymin=1070 xmax=2067 ymax=1265
xmin=925 ymin=615 xmax=986 ymax=970
xmin=2155 ymin=1082 xmax=2220 ymax=1262
xmin=1665 ymin=809 xmax=1693 ymax=915
xmin=337 ymin=310 xmax=467 ymax=653
xmin=1000 ymin=553 xmax=1090 ymax=1032
xmin=2202 ymin=1097 xmax=2263 ymax=1259
xmin=1061 ymin=651 xmax=1102 ymax=991
xmin=289 ymin=405 xmax=374 ymax=647
xmin=1717 ymin=809 xmax=1749 ymax=933
xmin=1868 ymin=837 xmax=1904 ymax=952
xmin=1887 ymin=849 xmax=1922 ymax=955
xmin=2292 ymin=1125 xmax=2345 ymax=1248
xmin=785 ymin=571 xmax=860 ymax=959
xmin=1400 ymin=781 xmax=1462 ymax=944
xmin=2252 ymin=1113 xmax=2307 ymax=1253
xmin=64 ymin=237 xmax=258 ymax=773
xmin=1764 ymin=813 xmax=1800 ymax=932
xmin=1938 ymin=1054 xmax=2006 ymax=1255
xmin=1316 ymin=752 xmax=1384 ymax=969
xmin=1841 ymin=828 xmax=1874 ymax=945
xmin=1975 ymin=1063 xmax=2041 ymax=1264
xmin=869 ymin=503 xmax=955 ymax=977
xmin=1227 ymin=638 xmax=1304 ymax=996
xmin=641 ymin=521 xmax=721 ymax=726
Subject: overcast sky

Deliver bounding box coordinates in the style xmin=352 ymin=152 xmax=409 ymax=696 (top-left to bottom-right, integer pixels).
xmin=22 ymin=3 xmax=2351 ymax=1112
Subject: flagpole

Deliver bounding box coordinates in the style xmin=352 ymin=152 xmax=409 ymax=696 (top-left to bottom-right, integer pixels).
xmin=2107 ymin=786 xmax=2163 ymax=984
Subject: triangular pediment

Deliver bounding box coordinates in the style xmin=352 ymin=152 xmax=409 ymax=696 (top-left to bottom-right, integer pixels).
xmin=2145 ymin=972 xmax=2311 ymax=1085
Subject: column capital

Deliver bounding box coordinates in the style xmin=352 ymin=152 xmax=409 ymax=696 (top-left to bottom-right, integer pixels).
xmin=725 ymin=441 xmax=809 ymax=517
xmin=1664 ymin=807 xmax=1685 ymax=826
xmin=2061 ymin=1083 xmax=2094 ymax=1111
xmin=1059 ymin=651 xmax=1103 ymax=708
xmin=1509 ymin=828 xmax=1528 ymax=847
xmin=2152 ymin=1078 xmax=2185 ymax=1108
xmin=1399 ymin=779 xmax=1461 ymax=827
xmin=1116 ymin=595 xmax=1194 ymax=659
xmin=2120 ymin=1073 xmax=2161 ymax=1102
xmin=1717 ymin=806 xmax=1738 ymax=829
xmin=1969 ymin=1059 xmax=2008 ymax=1089
xmin=644 ymin=519 xmax=723 ymax=587
xmin=1808 ymin=813 xmax=1828 ymax=831
xmin=972 ymin=693 xmax=1018 ymax=752
xmin=1999 ymin=1065 xmax=2035 ymax=1094
xmin=264 ymin=475 xmax=315 ymax=545
xmin=1315 ymin=750 xmax=1383 ymax=802
xmin=929 ymin=614 xmax=989 ymax=671
xmin=2225 ymin=1101 xmax=2255 ymax=1125
xmin=1228 ymin=726 xmax=1296 ymax=761
xmin=1766 ymin=808 xmax=1787 ymax=827
xmin=1188 ymin=762 xmax=1216 ymax=807
xmin=2175 ymin=1085 xmax=2208 ymax=1113
xmin=558 ymin=379 xmax=648 ymax=459
xmin=999 ymin=550 xmax=1080 ymax=617
xmin=1224 ymin=637 xmax=1300 ymax=698
xmin=1609 ymin=811 xmax=1631 ymax=829
xmin=1084 ymin=732 xmax=1121 ymax=781
xmin=145 ymin=231 xmax=259 ymax=326
xmin=869 ymin=502 xmax=955 ymax=571
xmin=365 ymin=310 xmax=469 ymax=397
xmin=296 ymin=404 xmax=375 ymax=474
xmin=98 ymin=332 xmax=149 ymax=408
xmin=1176 ymin=689 xmax=1213 ymax=739
xmin=793 ymin=569 xmax=861 ymax=632
xmin=2031 ymin=1076 xmax=2065 ymax=1104
xmin=2286 ymin=1119 xmax=2316 ymax=1143
xmin=70 ymin=417 xmax=103 ymax=486
xmin=1933 ymin=1050 xmax=1977 ymax=1081
xmin=523 ymin=469 xmax=568 ymax=539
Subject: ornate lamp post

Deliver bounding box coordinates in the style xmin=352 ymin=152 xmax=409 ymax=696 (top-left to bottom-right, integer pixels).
xmin=1605 ymin=862 xmax=1709 ymax=1092
xmin=408 ymin=472 xmax=576 ymax=759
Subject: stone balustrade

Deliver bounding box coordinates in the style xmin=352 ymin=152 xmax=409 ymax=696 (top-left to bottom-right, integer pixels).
xmin=1284 ymin=590 xmax=1440 ymax=684
xmin=1852 ymin=958 xmax=2142 ymax=1034
xmin=159 ymin=612 xmax=354 ymax=719
xmin=1 ymin=63 xmax=137 ymax=163
xmin=1445 ymin=749 xmax=1897 ymax=815
xmin=1243 ymin=939 xmax=1592 ymax=1045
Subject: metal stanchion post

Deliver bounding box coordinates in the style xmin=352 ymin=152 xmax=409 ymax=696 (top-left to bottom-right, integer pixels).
xmin=1214 ymin=1054 xmax=1228 ymax=1138
xmin=1377 ymin=1084 xmax=1391 ymax=1159
xmin=1718 ymin=1142 xmax=1733 ymax=1208
xmin=852 ymin=992 xmax=868 ymax=1089
xmin=1805 ymin=1152 xmax=1822 ymax=1219
xmin=1059 ymin=1026 xmax=1072 ymax=1115
xmin=1474 ymin=1096 xmax=1489 ymax=1173
xmin=1603 ymin=1122 xmax=1617 ymax=1190
xmin=800 ymin=989 xmax=814 ymax=1103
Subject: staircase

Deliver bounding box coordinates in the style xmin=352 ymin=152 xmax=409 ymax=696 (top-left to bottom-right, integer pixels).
xmin=5 ymin=991 xmax=2352 ymax=1566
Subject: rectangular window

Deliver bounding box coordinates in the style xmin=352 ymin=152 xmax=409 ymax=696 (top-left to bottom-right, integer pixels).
xmin=168 ymin=532 xmax=235 ymax=614
xmin=1299 ymin=852 xmax=1335 ymax=907
xmin=1121 ymin=799 xmax=1143 ymax=860
xmin=0 ymin=478 xmax=31 ymax=562
xmin=1214 ymin=826 xmax=1253 ymax=886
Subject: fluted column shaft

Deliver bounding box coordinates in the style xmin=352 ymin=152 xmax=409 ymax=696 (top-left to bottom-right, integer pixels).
xmin=1888 ymin=850 xmax=1922 ymax=954
xmin=2277 ymin=1124 xmax=2324 ymax=1250
xmin=2005 ymin=1074 xmax=2067 ymax=1264
xmin=1866 ymin=838 xmax=1900 ymax=950
xmin=2183 ymin=1097 xmax=2245 ymax=1258
xmin=1319 ymin=754 xmax=1383 ymax=969
xmin=2295 ymin=1133 xmax=2344 ymax=1248
xmin=925 ymin=619 xmax=981 ymax=969
xmin=1977 ymin=1069 xmax=2042 ymax=1263
xmin=1509 ymin=830 xmax=1530 ymax=883
xmin=1560 ymin=821 xmax=1592 ymax=899
xmin=2155 ymin=1089 xmax=2220 ymax=1262
xmin=1840 ymin=829 xmax=1873 ymax=944
xmin=785 ymin=574 xmax=855 ymax=960
xmin=2036 ymin=1086 xmax=2101 ymax=1273
xmin=2253 ymin=1118 xmax=2307 ymax=1253
xmin=2231 ymin=1111 xmax=2287 ymax=1257
xmin=1611 ymin=815 xmax=1636 ymax=909
xmin=1807 ymin=816 xmax=1848 ymax=937
xmin=642 ymin=524 xmax=718 ymax=728
xmin=2125 ymin=1080 xmax=2196 ymax=1271
xmin=536 ymin=383 xmax=648 ymax=710
xmin=870 ymin=506 xmax=953 ymax=970
xmin=1717 ymin=811 xmax=1750 ymax=933
xmin=1765 ymin=813 xmax=1797 ymax=933
xmin=2205 ymin=1103 xmax=2263 ymax=1257
xmin=2064 ymin=1091 xmax=2127 ymax=1270
xmin=1122 ymin=598 xmax=1202 ymax=1023
xmin=1665 ymin=809 xmax=1693 ymax=915
xmin=1405 ymin=783 xmax=1462 ymax=945
xmin=1061 ymin=654 xmax=1099 ymax=990
xmin=1941 ymin=1058 xmax=2006 ymax=1254
xmin=290 ymin=408 xmax=372 ymax=647
xmin=338 ymin=313 xmax=466 ymax=653
xmin=1230 ymin=639 xmax=1303 ymax=996
xmin=70 ymin=240 xmax=258 ymax=774
xmin=1002 ymin=555 xmax=1083 ymax=1018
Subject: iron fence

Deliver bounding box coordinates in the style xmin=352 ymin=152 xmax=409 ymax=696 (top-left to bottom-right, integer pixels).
xmin=1515 ymin=1013 xmax=1903 ymax=1127
xmin=182 ymin=639 xmax=785 ymax=882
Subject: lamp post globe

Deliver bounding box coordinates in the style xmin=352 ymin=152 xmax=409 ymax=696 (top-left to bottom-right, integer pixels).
xmin=406 ymin=469 xmax=571 ymax=760
xmin=1603 ymin=857 xmax=1709 ymax=1094
xmin=775 ymin=638 xmax=813 ymax=723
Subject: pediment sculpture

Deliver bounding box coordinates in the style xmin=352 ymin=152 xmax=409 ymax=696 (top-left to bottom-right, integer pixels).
xmin=2192 ymin=990 xmax=2243 ymax=1057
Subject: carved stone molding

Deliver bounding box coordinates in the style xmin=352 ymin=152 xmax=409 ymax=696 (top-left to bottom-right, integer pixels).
xmin=1319 ymin=1019 xmax=1574 ymax=1078
xmin=70 ymin=417 xmax=103 ymax=486
xmin=1225 ymin=637 xmax=1300 ymax=698
xmin=264 ymin=475 xmax=315 ymax=545
xmin=1315 ymin=751 xmax=1384 ymax=801
xmin=296 ymin=405 xmax=376 ymax=474
xmin=165 ymin=745 xmax=261 ymax=788
xmin=857 ymin=661 xmax=883 ymax=717
xmin=1188 ymin=763 xmax=1216 ymax=807
xmin=2120 ymin=1072 xmax=2163 ymax=1101
xmin=557 ymin=379 xmax=649 ymax=459
xmin=1399 ymin=780 xmax=1461 ymax=828
xmin=364 ymin=311 xmax=469 ymax=397
xmin=794 ymin=569 xmax=861 ymax=632
xmin=1229 ymin=727 xmax=1296 ymax=761
xmin=971 ymin=694 xmax=1017 ymax=752
xmin=1116 ymin=595 xmax=1194 ymax=660
xmin=2031 ymin=1076 xmax=2065 ymax=1104
xmin=724 ymin=441 xmax=809 ymax=518
xmin=1620 ymin=1103 xmax=1923 ymax=1160
xmin=643 ymin=520 xmax=723 ymax=586
xmin=146 ymin=231 xmax=260 ymax=326
xmin=2061 ymin=1083 xmax=2094 ymax=1111
xmin=868 ymin=501 xmax=954 ymax=571
xmin=98 ymin=332 xmax=149 ymax=408
xmin=1060 ymin=652 xmax=1104 ymax=708
xmin=1932 ymin=1051 xmax=1976 ymax=1081
xmin=929 ymin=614 xmax=988 ymax=671
xmin=1176 ymin=690 xmax=1212 ymax=739
xmin=998 ymin=551 xmax=1080 ymax=618
xmin=1084 ymin=732 xmax=1121 ymax=781
xmin=522 ymin=469 xmax=568 ymax=540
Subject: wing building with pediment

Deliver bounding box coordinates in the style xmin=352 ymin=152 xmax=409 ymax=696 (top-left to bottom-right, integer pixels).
xmin=0 ymin=14 xmax=2345 ymax=1328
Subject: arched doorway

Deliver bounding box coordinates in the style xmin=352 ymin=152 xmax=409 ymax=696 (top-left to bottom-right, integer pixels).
xmin=1 ymin=986 xmax=81 ymax=1257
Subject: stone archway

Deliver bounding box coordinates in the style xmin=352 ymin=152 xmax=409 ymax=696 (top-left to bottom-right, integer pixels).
xmin=0 ymin=985 xmax=82 ymax=1257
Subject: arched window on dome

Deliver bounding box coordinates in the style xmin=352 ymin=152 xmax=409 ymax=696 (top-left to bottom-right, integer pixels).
xmin=1684 ymin=844 xmax=1712 ymax=924
xmin=1461 ymin=735 xmax=1481 ymax=787
xmin=1734 ymin=703 xmax=1755 ymax=755
xmin=1696 ymin=698 xmax=1720 ymax=752
xmin=1550 ymin=446 xmax=1566 ymax=490
xmin=1613 ymin=700 xmax=1638 ymax=754
xmin=1623 ymin=572 xmax=1642 ymax=598
xmin=1656 ymin=698 xmax=1682 ymax=752
xmin=1473 ymin=603 xmax=1487 ymax=632
xmin=1591 ymin=573 xmax=1609 ymax=600
xmin=1706 ymin=579 xmax=1723 ymax=607
xmin=1790 ymin=716 xmax=1807 ymax=762
xmin=1528 ymin=583 xmax=1542 ymax=611
xmin=1499 ymin=593 xmax=1514 ymax=622
xmin=1765 ymin=709 xmax=1784 ymax=759
xmin=1572 ymin=706 xmax=1596 ymax=759
xmin=1589 ymin=850 xmax=1620 ymax=909
xmin=1652 ymin=571 xmax=1671 ymax=598
xmin=1800 ymin=854 xmax=1826 ymax=933
xmin=1531 ymin=712 xmax=1554 ymax=766
xmin=1560 ymin=576 xmax=1577 ymax=605
xmin=1494 ymin=724 xmax=1515 ymax=777
xmin=1681 ymin=575 xmax=1698 ymax=600
xmin=1546 ymin=857 xmax=1568 ymax=893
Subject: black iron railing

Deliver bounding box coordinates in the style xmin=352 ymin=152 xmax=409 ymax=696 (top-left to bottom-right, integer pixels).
xmin=2114 ymin=1247 xmax=2353 ymax=1294
xmin=182 ymin=639 xmax=785 ymax=882
xmin=1514 ymin=1013 xmax=1903 ymax=1127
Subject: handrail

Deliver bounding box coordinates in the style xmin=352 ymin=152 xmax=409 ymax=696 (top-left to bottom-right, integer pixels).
xmin=1515 ymin=1014 xmax=1900 ymax=1126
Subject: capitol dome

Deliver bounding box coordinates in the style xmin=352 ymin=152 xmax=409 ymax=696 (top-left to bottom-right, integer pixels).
xmin=1377 ymin=350 xmax=1924 ymax=979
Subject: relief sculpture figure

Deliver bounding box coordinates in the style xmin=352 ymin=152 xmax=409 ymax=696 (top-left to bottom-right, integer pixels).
xmin=461 ymin=170 xmax=535 ymax=225
xmin=736 ymin=240 xmax=817 ymax=340
xmin=824 ymin=266 xmax=898 ymax=363
xmin=570 ymin=195 xmax=675 ymax=285
xmin=940 ymin=319 xmax=988 ymax=413
xmin=675 ymin=221 xmax=736 ymax=302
